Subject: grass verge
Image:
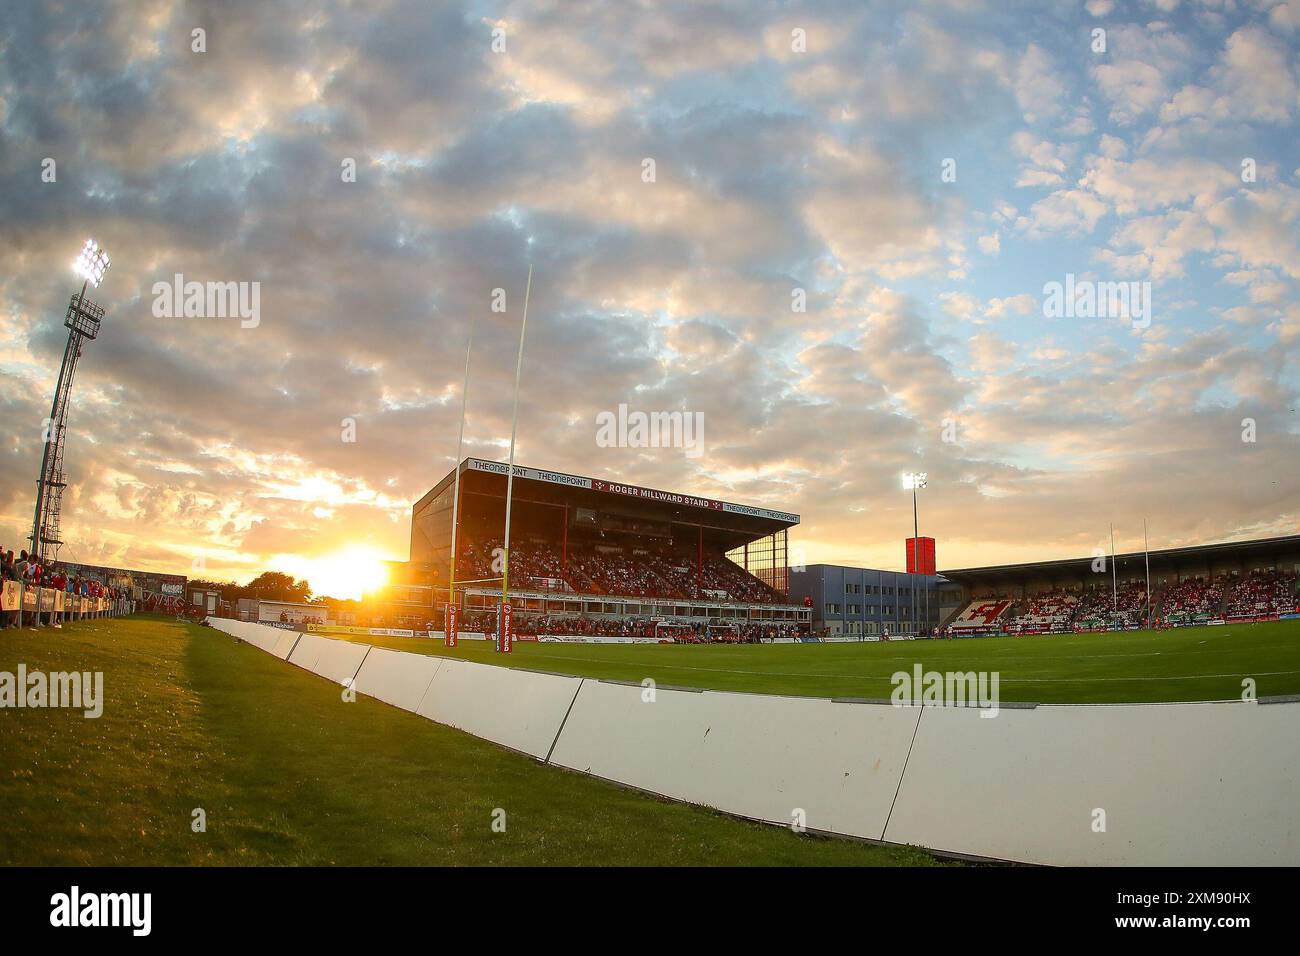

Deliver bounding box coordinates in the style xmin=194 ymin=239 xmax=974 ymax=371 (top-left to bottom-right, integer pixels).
xmin=1 ymin=615 xmax=942 ymax=866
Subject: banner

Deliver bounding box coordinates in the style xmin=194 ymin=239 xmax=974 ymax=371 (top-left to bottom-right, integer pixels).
xmin=306 ymin=624 xmax=414 ymax=637
xmin=446 ymin=603 xmax=458 ymax=648
xmin=498 ymin=602 xmax=513 ymax=654
xmin=465 ymin=457 xmax=799 ymax=523
xmin=537 ymin=635 xmax=665 ymax=644
xmin=0 ymin=580 xmax=18 ymax=612
xmin=0 ymin=585 xmax=110 ymax=614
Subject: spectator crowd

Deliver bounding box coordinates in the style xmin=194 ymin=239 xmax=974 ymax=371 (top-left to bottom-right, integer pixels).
xmin=1223 ymin=570 xmax=1299 ymax=619
xmin=449 ymin=611 xmax=803 ymax=643
xmin=962 ymin=568 xmax=1299 ymax=635
xmin=455 ymin=535 xmax=785 ymax=605
xmin=1159 ymin=577 xmax=1224 ymax=622
xmin=2 ymin=547 xmax=126 ymax=628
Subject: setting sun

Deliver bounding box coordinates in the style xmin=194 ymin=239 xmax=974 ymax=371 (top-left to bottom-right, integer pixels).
xmin=273 ymin=546 xmax=392 ymax=601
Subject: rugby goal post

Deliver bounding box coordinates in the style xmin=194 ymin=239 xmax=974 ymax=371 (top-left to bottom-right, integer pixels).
xmin=653 ymin=621 xmax=694 ymax=642
xmin=707 ymin=622 xmax=741 ymax=642
xmin=442 ymin=577 xmax=503 ymax=647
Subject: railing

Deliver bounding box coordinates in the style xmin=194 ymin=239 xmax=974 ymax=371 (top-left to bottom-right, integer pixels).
xmin=2 ymin=579 xmax=128 ymax=627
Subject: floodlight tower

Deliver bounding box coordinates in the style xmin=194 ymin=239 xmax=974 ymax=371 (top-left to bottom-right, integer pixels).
xmin=29 ymin=239 xmax=110 ymax=564
xmin=903 ymin=472 xmax=927 ymax=636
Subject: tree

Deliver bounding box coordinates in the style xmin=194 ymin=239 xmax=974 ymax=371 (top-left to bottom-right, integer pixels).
xmin=243 ymin=571 xmax=312 ymax=603
xmin=188 ymin=579 xmax=243 ymax=603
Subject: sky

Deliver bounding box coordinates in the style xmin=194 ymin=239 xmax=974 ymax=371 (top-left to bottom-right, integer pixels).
xmin=1 ymin=0 xmax=1298 ymax=595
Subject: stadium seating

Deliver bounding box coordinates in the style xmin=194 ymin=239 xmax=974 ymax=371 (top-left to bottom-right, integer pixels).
xmin=1073 ymin=583 xmax=1148 ymax=629
xmin=569 ymin=546 xmax=673 ymax=598
xmin=1005 ymin=591 xmax=1078 ymax=632
xmin=696 ymin=553 xmax=784 ymax=603
xmin=1223 ymin=570 xmax=1299 ymax=620
xmin=1158 ymin=577 xmax=1223 ymax=624
xmin=947 ymin=598 xmax=1012 ymax=633
xmin=504 ymin=613 xmax=801 ymax=642
xmin=453 ymin=535 xmax=784 ymax=604
xmin=459 ymin=537 xmax=567 ymax=585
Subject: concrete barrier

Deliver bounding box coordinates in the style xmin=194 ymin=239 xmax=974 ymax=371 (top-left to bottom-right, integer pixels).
xmin=884 ymin=700 xmax=1300 ymax=866
xmin=221 ymin=621 xmax=249 ymax=648
xmin=313 ymin=639 xmax=372 ymax=686
xmin=270 ymin=630 xmax=301 ymax=660
xmin=201 ymin=617 xmax=1300 ymax=865
xmin=350 ymin=648 xmax=444 ymax=713
xmin=415 ymin=658 xmax=581 ymax=759
xmin=288 ymin=633 xmax=371 ymax=686
xmin=208 ymin=618 xmax=302 ymax=660
xmin=549 ymin=682 xmax=921 ymax=839
xmin=237 ymin=620 xmax=281 ymax=653
xmin=286 ymin=632 xmax=327 ymax=672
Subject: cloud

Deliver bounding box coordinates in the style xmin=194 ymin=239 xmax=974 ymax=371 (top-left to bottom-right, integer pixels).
xmin=1091 ymin=22 xmax=1196 ymax=125
xmin=1017 ymin=188 xmax=1108 ymax=237
xmin=0 ymin=0 xmax=1296 ymax=582
xmin=1015 ymin=44 xmax=1067 ymax=124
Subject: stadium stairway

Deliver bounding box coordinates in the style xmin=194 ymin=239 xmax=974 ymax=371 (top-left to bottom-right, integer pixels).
xmin=1150 ymin=583 xmax=1172 ymax=620
xmin=1216 ymin=581 xmax=1233 ymax=618
xmin=936 ymin=605 xmax=964 ymax=632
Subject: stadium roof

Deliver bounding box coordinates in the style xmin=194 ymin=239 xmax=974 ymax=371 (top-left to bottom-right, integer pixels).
xmin=415 ymin=458 xmax=799 ymax=543
xmin=942 ymin=534 xmax=1300 ymax=583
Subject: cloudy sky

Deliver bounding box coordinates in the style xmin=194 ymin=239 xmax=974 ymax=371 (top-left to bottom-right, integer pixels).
xmin=1 ymin=0 xmax=1298 ymax=592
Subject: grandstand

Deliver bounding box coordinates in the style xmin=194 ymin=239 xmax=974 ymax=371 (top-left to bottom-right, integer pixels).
xmin=1005 ymin=591 xmax=1077 ymax=633
xmin=371 ymin=459 xmax=811 ymax=640
xmin=1159 ymin=576 xmax=1224 ymax=625
xmin=371 ymin=481 xmax=1300 ymax=642
xmin=1223 ymin=569 xmax=1300 ymax=621
xmin=939 ymin=535 xmax=1300 ymax=636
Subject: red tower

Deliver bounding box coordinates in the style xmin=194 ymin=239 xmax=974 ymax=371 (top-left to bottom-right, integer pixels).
xmin=906 ymin=537 xmax=936 ymax=575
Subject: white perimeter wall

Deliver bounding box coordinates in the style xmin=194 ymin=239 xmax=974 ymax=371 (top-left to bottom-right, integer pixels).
xmin=206 ymin=617 xmax=1300 ymax=866
xmin=350 ymin=647 xmax=443 ymax=712
xmin=549 ymin=682 xmax=918 ymax=839
xmin=415 ymin=659 xmax=581 ymax=759
xmin=886 ymin=700 xmax=1300 ymax=866
xmin=288 ymin=633 xmax=371 ymax=686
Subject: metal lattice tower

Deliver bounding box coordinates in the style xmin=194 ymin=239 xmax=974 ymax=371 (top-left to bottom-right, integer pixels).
xmin=29 ymin=289 xmax=104 ymax=563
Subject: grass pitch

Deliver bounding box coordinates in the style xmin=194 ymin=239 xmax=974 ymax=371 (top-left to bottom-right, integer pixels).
xmin=0 ymin=615 xmax=939 ymax=866
xmin=335 ymin=618 xmax=1300 ymax=704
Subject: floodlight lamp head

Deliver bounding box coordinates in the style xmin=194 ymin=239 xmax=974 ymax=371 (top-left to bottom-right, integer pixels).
xmin=903 ymin=472 xmax=928 ymax=491
xmin=73 ymin=238 xmax=110 ymax=288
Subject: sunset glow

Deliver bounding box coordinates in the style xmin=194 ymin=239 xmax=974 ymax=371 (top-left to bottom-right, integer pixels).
xmin=273 ymin=546 xmax=392 ymax=601
xmin=1 ymin=1 xmax=1297 ymax=585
